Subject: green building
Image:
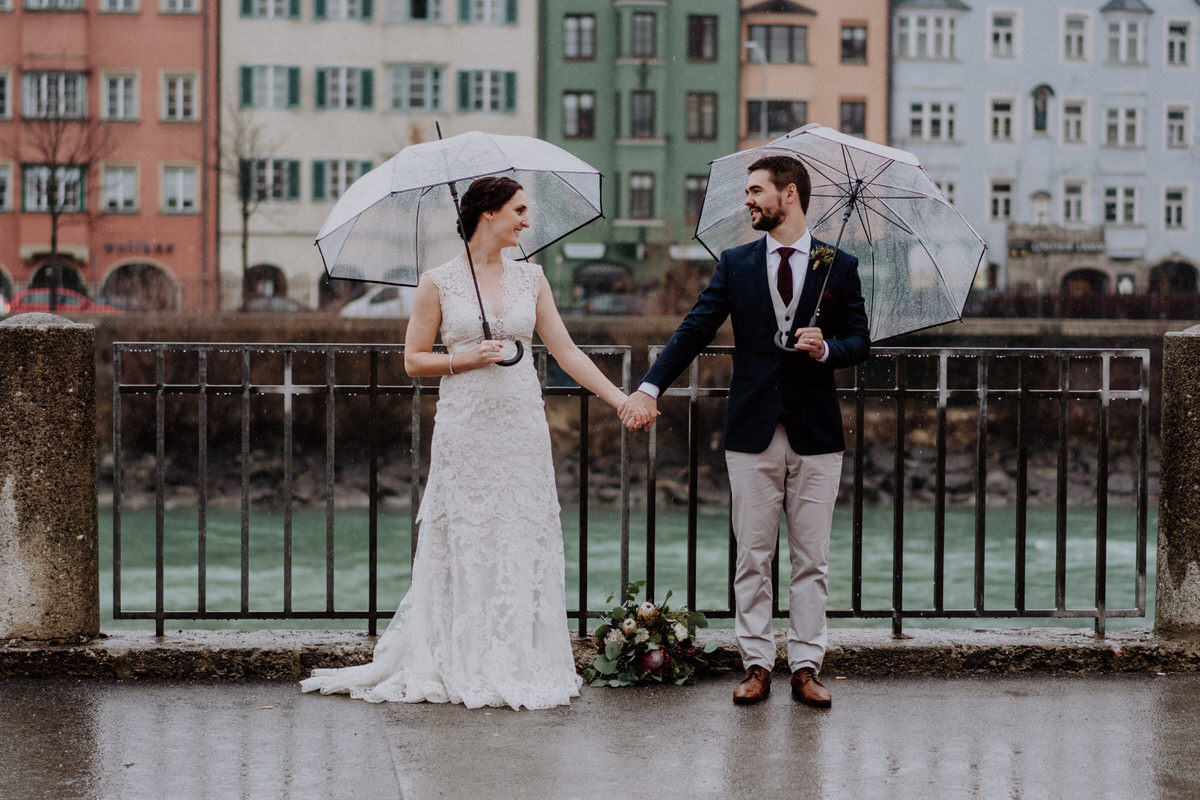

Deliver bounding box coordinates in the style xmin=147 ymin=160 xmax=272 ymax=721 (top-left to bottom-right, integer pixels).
xmin=539 ymin=0 xmax=742 ymax=313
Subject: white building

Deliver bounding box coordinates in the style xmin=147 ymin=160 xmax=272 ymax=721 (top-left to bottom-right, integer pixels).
xmin=891 ymin=0 xmax=1199 ymax=296
xmin=219 ymin=0 xmax=540 ymax=310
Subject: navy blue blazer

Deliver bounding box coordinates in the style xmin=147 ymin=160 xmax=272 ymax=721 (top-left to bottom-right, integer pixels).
xmin=643 ymin=236 xmax=870 ymax=455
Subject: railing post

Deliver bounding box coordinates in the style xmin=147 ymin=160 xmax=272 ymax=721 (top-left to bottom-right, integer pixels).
xmin=0 ymin=313 xmax=98 ymax=641
xmin=1156 ymin=325 xmax=1200 ymax=635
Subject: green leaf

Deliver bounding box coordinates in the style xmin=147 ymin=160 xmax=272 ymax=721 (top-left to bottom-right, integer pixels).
xmin=703 ymin=640 xmax=719 ymax=653
xmin=589 ymin=677 xmax=609 ymax=688
xmin=604 ymin=641 xmax=624 ymax=661
xmin=689 ymin=612 xmax=709 ymax=628
xmin=592 ymin=654 xmax=617 ymax=675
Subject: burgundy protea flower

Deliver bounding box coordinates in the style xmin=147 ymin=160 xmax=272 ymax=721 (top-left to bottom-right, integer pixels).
xmin=640 ymin=647 xmax=666 ymax=673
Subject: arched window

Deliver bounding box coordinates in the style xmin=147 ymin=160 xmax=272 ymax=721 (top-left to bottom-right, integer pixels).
xmin=1031 ymin=84 xmax=1054 ymax=134
xmin=102 ymin=262 xmax=179 ymax=311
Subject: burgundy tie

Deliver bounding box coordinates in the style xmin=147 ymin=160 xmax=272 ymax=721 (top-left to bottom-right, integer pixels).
xmin=776 ymin=247 xmax=795 ymax=305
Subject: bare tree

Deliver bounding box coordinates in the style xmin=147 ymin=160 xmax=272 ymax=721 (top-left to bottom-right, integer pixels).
xmin=22 ymin=114 xmax=119 ymax=312
xmin=218 ymin=104 xmax=283 ymax=302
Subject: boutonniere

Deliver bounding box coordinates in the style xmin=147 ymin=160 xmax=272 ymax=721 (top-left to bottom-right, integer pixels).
xmin=809 ymin=245 xmax=836 ymax=271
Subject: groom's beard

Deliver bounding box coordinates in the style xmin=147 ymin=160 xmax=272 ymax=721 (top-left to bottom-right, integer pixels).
xmin=750 ymin=203 xmax=784 ymax=231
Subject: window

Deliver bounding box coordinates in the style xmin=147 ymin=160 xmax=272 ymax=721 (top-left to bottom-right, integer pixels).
xmin=909 ymin=102 xmax=956 ymax=142
xmin=629 ymin=173 xmax=653 ymax=220
xmin=162 ymin=0 xmax=197 ymax=12
xmin=685 ymin=175 xmax=707 ymax=226
xmin=630 ymin=91 xmax=655 ymax=138
xmin=1166 ymin=106 xmax=1190 ymax=149
xmin=747 ymin=25 xmax=807 ymax=63
xmin=564 ymin=14 xmax=595 ymax=60
xmin=319 ymin=0 xmax=368 ymax=20
xmin=841 ymin=25 xmax=867 ymax=63
xmin=747 ymin=100 xmax=806 ymax=138
xmin=102 ymin=0 xmax=138 ymax=12
xmin=26 ymin=0 xmax=82 ymax=8
xmin=1063 ymin=179 xmax=1086 ymax=223
xmin=313 ymin=159 xmax=370 ymax=201
xmin=387 ymin=0 xmax=440 ymax=22
xmin=1105 ymin=107 xmax=1141 ymax=147
xmin=1104 ymin=186 xmax=1138 ymax=224
xmin=934 ymin=180 xmax=955 ymax=206
xmin=1164 ymin=187 xmax=1187 ymax=230
xmin=1063 ymin=14 xmax=1088 ymax=61
xmin=103 ymin=74 xmax=138 ymax=120
xmin=686 ymin=93 xmax=716 ymax=141
xmin=563 ymin=91 xmax=594 ymax=139
xmin=241 ymin=65 xmax=299 ymax=110
xmin=245 ymin=0 xmax=298 ymax=19
xmin=457 ymin=70 xmax=515 ymax=112
xmin=0 ymin=72 xmax=10 ymax=119
xmin=102 ymin=165 xmax=137 ymax=213
xmin=386 ymin=65 xmax=440 ymax=111
xmin=632 ymin=12 xmax=656 ymax=58
xmin=840 ymin=101 xmax=866 ymax=136
xmin=1031 ymin=86 xmax=1051 ymax=135
xmin=688 ymin=15 xmax=717 ymax=61
xmin=1167 ymin=21 xmax=1191 ymax=67
xmin=895 ymin=13 xmax=956 ymax=60
xmin=241 ymin=158 xmax=299 ymax=201
xmin=0 ymin=164 xmax=11 ymax=212
xmin=22 ymin=72 xmax=86 ymax=118
xmin=1106 ymin=18 xmax=1145 ymax=64
xmin=461 ymin=0 xmax=511 ymax=25
xmin=1062 ymin=100 xmax=1085 ymax=143
xmin=317 ymin=67 xmax=373 ymax=110
xmin=22 ymin=165 xmax=84 ymax=213
xmin=163 ymin=165 xmax=198 ymax=213
xmin=989 ymin=179 xmax=1013 ymax=222
xmin=163 ymin=74 xmax=197 ymax=121
xmin=990 ymin=11 xmax=1017 ymax=59
xmin=990 ymin=99 xmax=1014 ymax=142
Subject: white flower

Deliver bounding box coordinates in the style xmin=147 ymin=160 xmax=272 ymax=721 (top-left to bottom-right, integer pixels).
xmin=634 ymin=629 xmax=650 ymax=644
xmin=673 ymin=623 xmax=689 ymax=641
xmin=620 ymin=618 xmax=638 ymax=635
xmin=604 ymin=629 xmax=624 ymax=646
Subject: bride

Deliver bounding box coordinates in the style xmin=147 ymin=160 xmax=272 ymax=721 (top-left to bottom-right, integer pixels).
xmin=301 ymin=176 xmax=651 ymax=710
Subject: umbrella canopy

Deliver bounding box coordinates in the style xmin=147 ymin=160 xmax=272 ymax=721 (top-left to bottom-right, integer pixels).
xmin=695 ymin=124 xmax=986 ymax=342
xmin=316 ymin=130 xmax=604 ymax=286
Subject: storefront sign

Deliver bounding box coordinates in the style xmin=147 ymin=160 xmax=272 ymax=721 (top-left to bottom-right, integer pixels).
xmin=1009 ymin=239 xmax=1106 ymax=258
xmin=104 ymin=241 xmax=174 ymax=255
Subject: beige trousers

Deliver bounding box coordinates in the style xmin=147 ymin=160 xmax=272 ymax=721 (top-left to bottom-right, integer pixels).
xmin=725 ymin=425 xmax=843 ymax=673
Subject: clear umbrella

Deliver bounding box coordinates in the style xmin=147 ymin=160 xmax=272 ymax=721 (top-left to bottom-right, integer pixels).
xmin=695 ymin=124 xmax=987 ymax=343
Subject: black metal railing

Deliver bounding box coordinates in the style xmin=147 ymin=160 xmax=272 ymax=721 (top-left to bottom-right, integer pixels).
xmin=112 ymin=344 xmax=1150 ymax=637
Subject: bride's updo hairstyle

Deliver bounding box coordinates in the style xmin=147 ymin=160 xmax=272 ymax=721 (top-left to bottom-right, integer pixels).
xmin=457 ymin=176 xmax=523 ymax=241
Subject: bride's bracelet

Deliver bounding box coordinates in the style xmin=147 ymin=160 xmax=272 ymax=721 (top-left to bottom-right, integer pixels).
xmin=448 ymin=353 xmax=456 ymax=375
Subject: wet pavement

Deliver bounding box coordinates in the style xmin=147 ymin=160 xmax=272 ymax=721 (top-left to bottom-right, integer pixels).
xmin=3 ymin=672 xmax=1200 ymax=800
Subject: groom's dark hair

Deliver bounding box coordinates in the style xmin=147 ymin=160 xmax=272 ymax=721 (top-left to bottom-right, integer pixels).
xmin=748 ymin=155 xmax=811 ymax=213
xmin=458 ymin=176 xmax=523 ymax=241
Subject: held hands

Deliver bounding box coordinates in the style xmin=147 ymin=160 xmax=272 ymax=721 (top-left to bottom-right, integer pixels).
xmin=618 ymin=391 xmax=659 ymax=432
xmin=792 ymin=326 xmax=825 ymax=360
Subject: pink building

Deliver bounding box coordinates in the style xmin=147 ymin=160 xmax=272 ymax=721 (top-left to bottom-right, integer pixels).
xmin=0 ymin=0 xmax=219 ymax=313
xmin=739 ymin=0 xmax=890 ymax=151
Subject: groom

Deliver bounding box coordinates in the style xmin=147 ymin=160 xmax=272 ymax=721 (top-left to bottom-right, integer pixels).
xmin=621 ymin=155 xmax=869 ymax=708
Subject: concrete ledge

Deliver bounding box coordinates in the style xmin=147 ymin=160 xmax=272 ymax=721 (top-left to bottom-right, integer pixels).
xmin=4 ymin=627 xmax=1200 ymax=681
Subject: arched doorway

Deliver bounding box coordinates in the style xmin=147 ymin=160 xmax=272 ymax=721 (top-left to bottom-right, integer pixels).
xmin=102 ymin=262 xmax=178 ymax=311
xmin=1148 ymin=261 xmax=1198 ymax=294
xmin=243 ymin=263 xmax=287 ymax=306
xmin=31 ymin=258 xmax=86 ymax=294
xmin=0 ymin=268 xmax=13 ymax=303
xmin=1061 ymin=268 xmax=1108 ymax=296
xmin=318 ymin=273 xmax=368 ymax=312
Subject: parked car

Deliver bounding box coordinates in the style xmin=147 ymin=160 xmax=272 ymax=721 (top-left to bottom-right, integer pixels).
xmin=339 ymin=285 xmax=415 ymax=318
xmin=8 ymin=288 xmax=121 ymax=315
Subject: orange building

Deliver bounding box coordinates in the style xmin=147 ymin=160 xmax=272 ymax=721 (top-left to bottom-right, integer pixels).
xmin=0 ymin=0 xmax=218 ymax=313
xmin=739 ymin=0 xmax=890 ymax=151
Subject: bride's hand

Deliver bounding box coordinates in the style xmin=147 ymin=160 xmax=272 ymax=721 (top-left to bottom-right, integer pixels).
xmin=474 ymin=339 xmax=506 ymax=367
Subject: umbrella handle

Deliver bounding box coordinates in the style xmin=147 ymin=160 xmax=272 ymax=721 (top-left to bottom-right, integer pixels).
xmin=497 ymin=339 xmax=524 ymax=367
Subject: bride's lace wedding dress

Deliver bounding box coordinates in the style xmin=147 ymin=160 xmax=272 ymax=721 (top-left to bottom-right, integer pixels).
xmin=301 ymin=256 xmax=582 ymax=710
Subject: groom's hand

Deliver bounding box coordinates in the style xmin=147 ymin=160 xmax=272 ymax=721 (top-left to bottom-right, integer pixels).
xmin=619 ymin=391 xmax=659 ymax=432
xmin=792 ymin=326 xmax=827 ymax=360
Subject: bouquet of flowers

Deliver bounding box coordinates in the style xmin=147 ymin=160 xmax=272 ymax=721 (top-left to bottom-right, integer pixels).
xmin=583 ymin=581 xmax=716 ymax=687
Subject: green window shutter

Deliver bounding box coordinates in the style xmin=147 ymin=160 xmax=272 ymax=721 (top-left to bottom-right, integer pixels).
xmin=287 ymin=160 xmax=300 ymax=200
xmin=314 ymin=0 xmax=326 ymax=19
xmin=312 ymin=160 xmax=326 ymax=201
xmin=287 ymin=68 xmax=300 ymax=108
xmin=458 ymin=0 xmax=469 ymax=23
xmin=360 ymin=69 xmax=374 ymax=109
xmin=240 ymin=67 xmax=253 ymax=107
xmin=240 ymin=0 xmax=252 ymax=16
xmin=359 ymin=160 xmax=372 ymax=177
xmin=360 ymin=0 xmax=371 ymax=19
xmin=315 ymin=68 xmax=327 ymax=108
xmin=238 ymin=159 xmax=253 ymax=202
xmin=504 ymin=72 xmax=516 ymax=112
xmin=457 ymin=71 xmax=470 ymax=111
xmin=505 ymin=0 xmax=516 ymax=24
xmin=288 ymin=0 xmax=299 ymax=17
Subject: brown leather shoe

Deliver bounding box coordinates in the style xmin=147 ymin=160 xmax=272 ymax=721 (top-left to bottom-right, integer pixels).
xmin=791 ymin=668 xmax=832 ymax=708
xmin=732 ymin=665 xmax=772 ymax=705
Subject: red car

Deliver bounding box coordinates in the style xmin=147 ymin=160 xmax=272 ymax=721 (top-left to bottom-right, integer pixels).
xmin=8 ymin=288 xmax=121 ymax=315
